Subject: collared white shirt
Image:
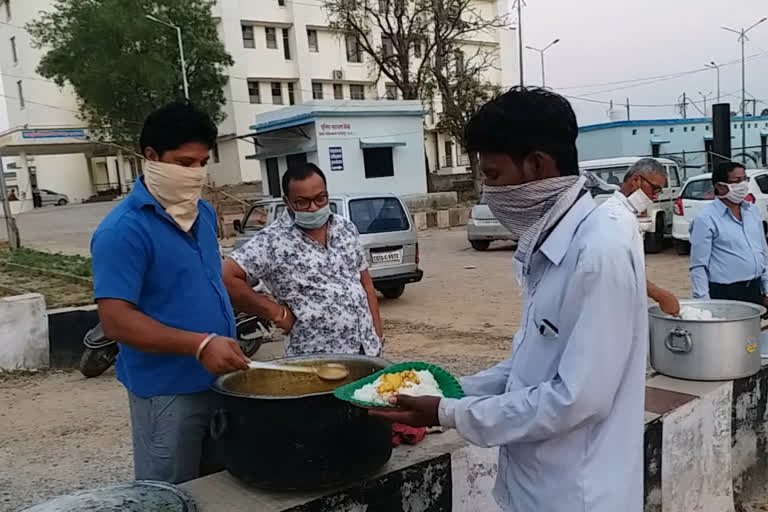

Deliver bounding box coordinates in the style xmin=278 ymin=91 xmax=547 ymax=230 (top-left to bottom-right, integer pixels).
xmin=439 ymin=193 xmax=647 ymax=512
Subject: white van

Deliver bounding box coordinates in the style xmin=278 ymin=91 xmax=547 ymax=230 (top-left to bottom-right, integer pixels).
xmin=580 ymin=157 xmax=682 ymax=253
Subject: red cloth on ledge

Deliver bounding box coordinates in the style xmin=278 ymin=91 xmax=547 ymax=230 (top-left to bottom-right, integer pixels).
xmin=392 ymin=423 xmax=427 ymax=446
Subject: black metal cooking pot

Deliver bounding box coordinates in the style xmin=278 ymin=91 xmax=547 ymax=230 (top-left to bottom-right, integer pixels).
xmin=210 ymin=354 xmax=392 ymax=491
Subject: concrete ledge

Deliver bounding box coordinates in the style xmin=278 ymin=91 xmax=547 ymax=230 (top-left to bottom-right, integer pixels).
xmin=0 ymin=293 xmax=48 ymax=370
xmin=411 ymin=207 xmax=471 ymax=232
xmin=182 ymin=430 xmax=498 ymax=512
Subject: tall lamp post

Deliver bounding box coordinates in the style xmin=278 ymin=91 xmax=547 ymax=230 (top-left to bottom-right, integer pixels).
xmin=512 ymin=0 xmax=526 ymax=86
xmin=146 ymin=14 xmax=190 ymax=100
xmin=722 ymin=18 xmax=767 ymax=164
xmin=525 ymin=38 xmax=559 ymax=89
xmin=705 ymin=61 xmax=721 ymax=103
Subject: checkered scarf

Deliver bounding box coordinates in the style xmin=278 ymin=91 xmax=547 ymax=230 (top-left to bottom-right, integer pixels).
xmin=484 ymin=175 xmax=586 ymax=281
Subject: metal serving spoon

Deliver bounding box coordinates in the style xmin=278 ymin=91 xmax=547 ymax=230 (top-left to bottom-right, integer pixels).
xmin=247 ymin=361 xmax=350 ymax=381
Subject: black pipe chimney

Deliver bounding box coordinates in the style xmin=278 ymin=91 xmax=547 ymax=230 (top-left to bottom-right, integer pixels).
xmin=711 ymin=103 xmax=732 ymax=171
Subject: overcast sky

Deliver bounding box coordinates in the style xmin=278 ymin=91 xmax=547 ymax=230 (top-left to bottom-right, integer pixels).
xmin=514 ymin=0 xmax=768 ymax=126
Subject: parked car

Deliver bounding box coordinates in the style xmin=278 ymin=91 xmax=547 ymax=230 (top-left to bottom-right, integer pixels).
xmin=671 ymin=169 xmax=768 ymax=255
xmin=465 ymin=171 xmax=618 ymax=252
xmin=580 ymin=157 xmax=683 ymax=253
xmin=40 ymin=189 xmax=69 ymax=206
xmin=233 ymin=193 xmax=423 ymax=299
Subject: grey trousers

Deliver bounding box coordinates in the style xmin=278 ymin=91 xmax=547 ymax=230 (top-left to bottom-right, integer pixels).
xmin=127 ymin=390 xmax=221 ymax=484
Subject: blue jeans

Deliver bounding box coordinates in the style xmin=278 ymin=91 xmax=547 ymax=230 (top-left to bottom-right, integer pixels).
xmin=127 ymin=390 xmax=221 ymax=484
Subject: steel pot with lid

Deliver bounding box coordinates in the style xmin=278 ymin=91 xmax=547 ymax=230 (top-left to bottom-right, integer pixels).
xmin=210 ymin=354 xmax=392 ymax=491
xmin=649 ymin=299 xmax=765 ymax=381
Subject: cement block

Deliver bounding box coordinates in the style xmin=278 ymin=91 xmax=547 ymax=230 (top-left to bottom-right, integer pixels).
xmin=426 ymin=210 xmax=438 ymax=228
xmin=412 ymin=212 xmax=428 ymax=231
xmin=436 ymin=210 xmax=451 ymax=229
xmin=0 ymin=293 xmax=49 ymax=370
xmin=403 ymin=192 xmax=458 ymax=210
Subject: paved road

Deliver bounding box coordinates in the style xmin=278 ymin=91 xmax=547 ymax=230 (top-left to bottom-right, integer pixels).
xmin=0 ymin=202 xmax=117 ymax=255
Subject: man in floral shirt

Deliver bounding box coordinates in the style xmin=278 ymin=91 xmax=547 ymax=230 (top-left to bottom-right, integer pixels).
xmin=223 ymin=163 xmax=383 ymax=356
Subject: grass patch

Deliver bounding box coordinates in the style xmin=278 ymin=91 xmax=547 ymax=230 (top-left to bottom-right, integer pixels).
xmin=0 ymin=248 xmax=91 ymax=277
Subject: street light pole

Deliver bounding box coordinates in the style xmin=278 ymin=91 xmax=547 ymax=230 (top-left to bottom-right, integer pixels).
xmin=0 ymin=156 xmax=19 ymax=249
xmin=722 ymin=18 xmax=767 ymax=165
xmin=705 ymin=61 xmax=721 ymax=103
xmin=512 ymin=0 xmax=525 ymax=86
xmin=525 ymin=38 xmax=559 ymax=89
xmin=146 ymin=14 xmax=189 ymax=100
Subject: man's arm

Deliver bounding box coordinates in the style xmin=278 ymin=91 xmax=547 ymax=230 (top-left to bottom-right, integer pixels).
xmin=92 ymin=227 xmax=248 ymax=374
xmin=222 ymin=259 xmax=294 ymax=331
xmin=689 ymin=216 xmax=713 ymax=299
xmin=647 ymin=280 xmax=680 ymax=315
xmin=760 ymin=221 xmax=768 ymax=296
xmin=360 ymin=270 xmax=383 ymax=337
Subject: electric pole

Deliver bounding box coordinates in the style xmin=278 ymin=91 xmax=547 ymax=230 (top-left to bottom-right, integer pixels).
xmin=512 ymin=0 xmax=526 ymax=86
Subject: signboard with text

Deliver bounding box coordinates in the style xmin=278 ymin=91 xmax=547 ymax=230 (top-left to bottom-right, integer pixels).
xmin=329 ymin=146 xmax=344 ymax=171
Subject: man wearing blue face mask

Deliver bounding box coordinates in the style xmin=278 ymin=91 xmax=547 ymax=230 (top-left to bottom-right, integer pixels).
xmin=223 ymin=163 xmax=383 ymax=356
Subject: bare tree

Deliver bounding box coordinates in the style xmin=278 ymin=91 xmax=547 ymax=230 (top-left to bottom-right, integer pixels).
xmin=323 ymin=0 xmax=507 ymax=192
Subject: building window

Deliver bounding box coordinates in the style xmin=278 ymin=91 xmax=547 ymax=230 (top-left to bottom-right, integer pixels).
xmin=247 ymin=80 xmax=261 ymax=104
xmin=382 ymin=36 xmax=394 ymax=57
xmin=307 ymin=29 xmax=318 ymax=52
xmin=16 ymin=80 xmax=23 ymax=109
xmin=455 ymin=50 xmax=465 ymax=73
xmin=444 ymin=140 xmax=453 ymax=167
xmin=378 ymin=0 xmax=388 ymax=11
xmin=346 ymin=34 xmax=363 ymax=63
xmin=385 ymin=84 xmax=397 ymax=100
xmin=278 ymin=0 xmax=285 ymax=5
xmin=282 ymin=28 xmax=291 ymax=59
xmin=413 ymin=40 xmax=422 ymax=58
xmin=265 ymin=27 xmax=278 ymax=49
xmin=312 ymin=82 xmax=324 ymax=100
xmin=683 ymin=127 xmax=688 ymax=132
xmin=734 ymin=124 xmax=738 ymax=129
xmin=241 ymin=25 xmax=255 ymax=48
xmin=288 ymin=82 xmax=295 ymax=105
xmin=363 ymin=147 xmax=395 ymax=178
xmin=212 ymin=144 xmax=221 ymax=164
xmin=631 ymin=129 xmax=637 ymax=135
xmin=3 ymin=0 xmax=9 ymax=21
xmin=669 ymin=127 xmax=674 ymax=133
xmin=706 ymin=125 xmax=710 ymax=130
xmin=650 ymin=128 xmax=655 ymax=134
xmin=333 ymin=83 xmax=343 ymax=99
xmin=349 ymin=84 xmax=365 ymax=100
xmin=271 ymin=82 xmax=283 ymax=104
xmin=691 ymin=126 xmax=695 ymax=132
xmin=9 ymin=36 xmax=16 ymax=65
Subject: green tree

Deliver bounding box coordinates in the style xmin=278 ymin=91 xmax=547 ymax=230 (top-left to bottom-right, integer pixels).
xmin=27 ymin=0 xmax=233 ymax=150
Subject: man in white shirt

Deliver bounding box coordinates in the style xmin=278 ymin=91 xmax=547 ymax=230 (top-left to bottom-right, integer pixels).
xmin=372 ymin=87 xmax=647 ymax=512
xmin=601 ymin=157 xmax=680 ymax=315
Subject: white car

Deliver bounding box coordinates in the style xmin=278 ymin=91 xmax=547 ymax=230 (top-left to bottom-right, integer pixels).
xmin=671 ymin=169 xmax=768 ymax=255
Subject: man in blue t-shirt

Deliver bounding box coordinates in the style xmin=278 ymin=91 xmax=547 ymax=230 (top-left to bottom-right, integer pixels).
xmin=91 ymin=102 xmax=250 ymax=484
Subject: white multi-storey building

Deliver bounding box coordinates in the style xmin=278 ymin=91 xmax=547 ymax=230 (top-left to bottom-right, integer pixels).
xmin=0 ymin=0 xmax=514 ymax=212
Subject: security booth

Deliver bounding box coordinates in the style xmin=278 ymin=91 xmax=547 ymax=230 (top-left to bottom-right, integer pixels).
xmin=247 ymin=100 xmax=427 ymax=198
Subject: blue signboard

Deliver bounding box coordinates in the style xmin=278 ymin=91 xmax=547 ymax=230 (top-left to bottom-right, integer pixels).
xmin=21 ymin=129 xmax=87 ymax=139
xmin=329 ymin=146 xmax=344 ymax=171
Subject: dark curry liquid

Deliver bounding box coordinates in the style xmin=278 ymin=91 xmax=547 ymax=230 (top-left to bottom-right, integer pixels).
xmin=222 ymin=361 xmax=376 ymax=397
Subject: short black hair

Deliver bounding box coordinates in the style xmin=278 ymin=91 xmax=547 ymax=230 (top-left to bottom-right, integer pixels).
xmin=465 ymin=87 xmax=579 ymax=175
xmin=282 ymin=163 xmax=327 ymax=197
xmin=139 ymin=101 xmax=217 ymax=156
xmin=712 ymin=162 xmax=745 ymax=187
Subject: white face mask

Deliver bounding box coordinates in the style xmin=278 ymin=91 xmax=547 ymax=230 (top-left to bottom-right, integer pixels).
xmin=626 ymin=188 xmax=653 ymax=215
xmin=719 ymin=181 xmax=749 ymax=204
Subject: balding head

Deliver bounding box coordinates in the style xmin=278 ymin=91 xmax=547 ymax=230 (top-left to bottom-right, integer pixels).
xmin=621 ymin=158 xmax=667 ymax=200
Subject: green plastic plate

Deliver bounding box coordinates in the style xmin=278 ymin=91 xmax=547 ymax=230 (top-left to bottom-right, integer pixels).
xmin=333 ymin=361 xmax=464 ymax=408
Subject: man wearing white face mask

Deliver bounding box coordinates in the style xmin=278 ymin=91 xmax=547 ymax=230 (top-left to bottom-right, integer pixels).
xmin=599 ymin=158 xmax=681 ymax=315
xmin=223 ymin=163 xmax=383 ymax=356
xmin=690 ymin=162 xmax=768 ymax=307
xmin=91 ymin=102 xmax=250 ymax=484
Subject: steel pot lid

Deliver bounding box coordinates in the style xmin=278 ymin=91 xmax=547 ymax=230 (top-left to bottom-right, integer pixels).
xmin=21 ymin=481 xmax=196 ymax=512
xmin=648 ymin=299 xmax=766 ymax=322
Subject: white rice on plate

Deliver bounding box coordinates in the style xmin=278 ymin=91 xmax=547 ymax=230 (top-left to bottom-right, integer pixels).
xmin=353 ymin=370 xmax=444 ymax=405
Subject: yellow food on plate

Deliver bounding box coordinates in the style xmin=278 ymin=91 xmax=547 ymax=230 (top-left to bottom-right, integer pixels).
xmin=376 ymin=370 xmax=420 ymax=395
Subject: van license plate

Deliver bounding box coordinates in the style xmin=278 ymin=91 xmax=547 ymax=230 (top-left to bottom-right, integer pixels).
xmin=371 ymin=250 xmax=402 ymax=265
